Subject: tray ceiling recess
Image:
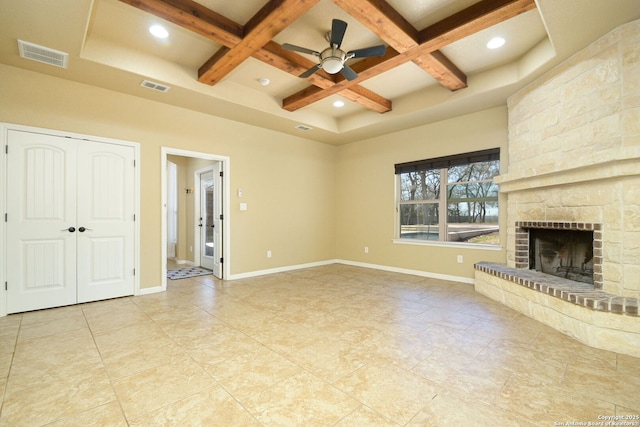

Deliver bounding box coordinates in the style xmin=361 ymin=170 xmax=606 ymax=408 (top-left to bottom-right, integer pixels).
xmin=114 ymin=0 xmax=538 ymax=115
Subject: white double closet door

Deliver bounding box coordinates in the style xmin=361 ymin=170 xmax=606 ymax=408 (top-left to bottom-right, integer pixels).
xmin=6 ymin=130 xmax=136 ymax=313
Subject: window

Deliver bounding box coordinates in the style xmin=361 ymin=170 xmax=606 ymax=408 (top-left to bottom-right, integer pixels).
xmin=395 ymin=148 xmax=500 ymax=245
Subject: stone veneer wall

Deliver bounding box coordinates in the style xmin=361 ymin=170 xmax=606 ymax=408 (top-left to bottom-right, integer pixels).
xmin=496 ymin=19 xmax=640 ymax=299
xmin=475 ymin=20 xmax=640 ymax=357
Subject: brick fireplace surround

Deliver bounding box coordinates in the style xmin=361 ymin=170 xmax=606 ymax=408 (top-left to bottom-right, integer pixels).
xmin=474 ymin=20 xmax=640 ymax=358
xmin=514 ymin=220 xmax=602 ymax=288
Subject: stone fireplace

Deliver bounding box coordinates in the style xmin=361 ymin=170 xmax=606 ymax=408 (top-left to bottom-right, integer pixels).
xmin=474 ymin=19 xmax=640 ymax=357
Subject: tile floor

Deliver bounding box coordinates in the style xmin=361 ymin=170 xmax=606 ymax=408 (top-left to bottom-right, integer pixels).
xmin=0 ymin=264 xmax=639 ymax=426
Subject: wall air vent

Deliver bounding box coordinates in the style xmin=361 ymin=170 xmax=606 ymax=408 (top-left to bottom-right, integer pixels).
xmin=18 ymin=40 xmax=68 ymax=68
xmin=141 ymin=80 xmax=171 ymax=93
xmin=295 ymin=124 xmax=313 ymax=131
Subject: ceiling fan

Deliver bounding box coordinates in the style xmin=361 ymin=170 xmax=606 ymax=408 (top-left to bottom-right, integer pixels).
xmin=282 ymin=19 xmax=386 ymax=81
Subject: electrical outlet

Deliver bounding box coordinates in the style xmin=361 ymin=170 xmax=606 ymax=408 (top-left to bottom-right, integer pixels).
xmin=457 ymin=255 xmax=463 ymax=263
xmin=267 ymin=250 xmax=272 ymax=258
xmin=364 ymin=246 xmax=369 ymax=253
xmin=189 ymin=245 xmax=193 ymax=252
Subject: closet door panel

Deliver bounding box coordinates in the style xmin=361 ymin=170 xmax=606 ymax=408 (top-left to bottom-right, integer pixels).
xmin=6 ymin=131 xmax=77 ymax=313
xmin=76 ymin=141 xmax=135 ymax=303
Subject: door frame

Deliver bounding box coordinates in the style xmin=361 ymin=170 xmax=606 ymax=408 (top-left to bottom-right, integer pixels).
xmin=160 ymin=148 xmax=230 ymax=290
xmin=0 ymin=122 xmax=141 ymax=317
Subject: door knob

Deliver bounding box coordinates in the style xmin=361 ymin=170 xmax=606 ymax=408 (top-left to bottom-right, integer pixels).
xmin=62 ymin=227 xmax=76 ymax=232
xmin=78 ymin=227 xmax=92 ymax=232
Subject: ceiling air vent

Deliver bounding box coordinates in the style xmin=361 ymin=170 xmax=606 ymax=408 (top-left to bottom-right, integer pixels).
xmin=141 ymin=80 xmax=171 ymax=93
xmin=295 ymin=124 xmax=313 ymax=131
xmin=18 ymin=40 xmax=68 ymax=68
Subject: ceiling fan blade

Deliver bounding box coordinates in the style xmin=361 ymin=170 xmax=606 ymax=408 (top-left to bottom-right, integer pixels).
xmin=299 ymin=64 xmax=322 ymax=78
xmin=330 ymin=19 xmax=347 ymax=48
xmin=348 ymin=45 xmax=387 ymax=58
xmin=282 ymin=43 xmax=320 ymax=56
xmin=340 ymin=64 xmax=358 ymax=81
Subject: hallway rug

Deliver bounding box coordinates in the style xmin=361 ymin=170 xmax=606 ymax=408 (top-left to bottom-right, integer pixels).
xmin=167 ymin=267 xmax=212 ymax=280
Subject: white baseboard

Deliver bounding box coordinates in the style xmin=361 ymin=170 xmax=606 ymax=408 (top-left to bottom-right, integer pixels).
xmin=335 ymin=259 xmax=474 ymax=285
xmin=227 ymin=259 xmax=337 ymax=280
xmin=137 ymin=285 xmax=163 ymax=296
xmin=174 ymin=259 xmax=196 ymax=266
xmin=226 ymin=258 xmax=472 ymax=285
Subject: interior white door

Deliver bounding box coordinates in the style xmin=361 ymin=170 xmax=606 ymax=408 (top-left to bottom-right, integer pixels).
xmin=6 ymin=130 xmax=136 ymax=313
xmin=76 ymin=141 xmax=135 ymax=303
xmin=211 ymin=162 xmax=223 ymax=279
xmin=6 ymin=130 xmax=78 ymax=313
xmin=199 ymin=171 xmax=215 ymax=271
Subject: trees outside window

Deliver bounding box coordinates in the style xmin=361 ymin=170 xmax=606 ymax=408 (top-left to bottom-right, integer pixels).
xmin=396 ymin=150 xmax=500 ymax=245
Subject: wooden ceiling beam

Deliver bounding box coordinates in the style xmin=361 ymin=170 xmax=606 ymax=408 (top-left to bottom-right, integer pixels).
xmin=414 ymin=51 xmax=467 ymax=90
xmin=331 ymin=0 xmax=467 ymax=91
xmin=342 ymin=85 xmax=392 ymax=113
xmin=418 ymin=0 xmax=537 ymax=48
xmin=283 ymin=0 xmax=536 ymax=112
xmin=197 ymin=0 xmax=321 ymax=85
xmin=331 ymin=0 xmax=419 ymax=51
xmin=117 ymin=0 xmax=242 ymax=46
xmin=118 ymin=0 xmax=391 ymax=112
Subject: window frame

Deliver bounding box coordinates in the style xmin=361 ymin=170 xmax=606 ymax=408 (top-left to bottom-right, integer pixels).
xmin=394 ymin=148 xmax=502 ymax=249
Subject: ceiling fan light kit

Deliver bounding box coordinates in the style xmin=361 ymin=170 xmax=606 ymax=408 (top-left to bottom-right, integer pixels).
xmin=320 ymin=47 xmax=347 ymax=74
xmin=283 ymin=19 xmax=386 ymax=81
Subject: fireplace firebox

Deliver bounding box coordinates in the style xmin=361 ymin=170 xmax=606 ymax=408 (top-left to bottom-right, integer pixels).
xmin=529 ymin=228 xmax=594 ymax=284
xmin=515 ymin=221 xmax=602 ymax=289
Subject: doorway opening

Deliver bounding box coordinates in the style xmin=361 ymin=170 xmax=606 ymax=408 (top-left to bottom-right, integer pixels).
xmin=161 ymin=148 xmax=230 ymax=291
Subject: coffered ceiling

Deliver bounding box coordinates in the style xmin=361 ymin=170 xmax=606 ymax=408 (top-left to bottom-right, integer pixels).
xmin=1 ymin=0 xmax=638 ymax=144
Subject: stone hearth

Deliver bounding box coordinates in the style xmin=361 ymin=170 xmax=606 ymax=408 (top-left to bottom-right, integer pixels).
xmin=475 ymin=262 xmax=638 ymax=316
xmin=475 ymin=262 xmax=639 ymax=357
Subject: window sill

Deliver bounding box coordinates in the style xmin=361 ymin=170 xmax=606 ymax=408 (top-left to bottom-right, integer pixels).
xmin=392 ymin=238 xmax=503 ymax=251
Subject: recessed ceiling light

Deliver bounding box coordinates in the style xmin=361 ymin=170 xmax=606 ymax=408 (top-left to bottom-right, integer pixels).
xmin=149 ymin=25 xmax=169 ymax=39
xmin=487 ymin=37 xmax=505 ymax=49
xmin=333 ymin=100 xmax=345 ymax=108
xmin=259 ymin=78 xmax=270 ymax=86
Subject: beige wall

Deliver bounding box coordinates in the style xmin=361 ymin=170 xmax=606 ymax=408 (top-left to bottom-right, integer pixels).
xmin=0 ymin=63 xmax=510 ymax=289
xmin=335 ymin=106 xmax=509 ymax=280
xmin=0 ymin=64 xmax=337 ymax=289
